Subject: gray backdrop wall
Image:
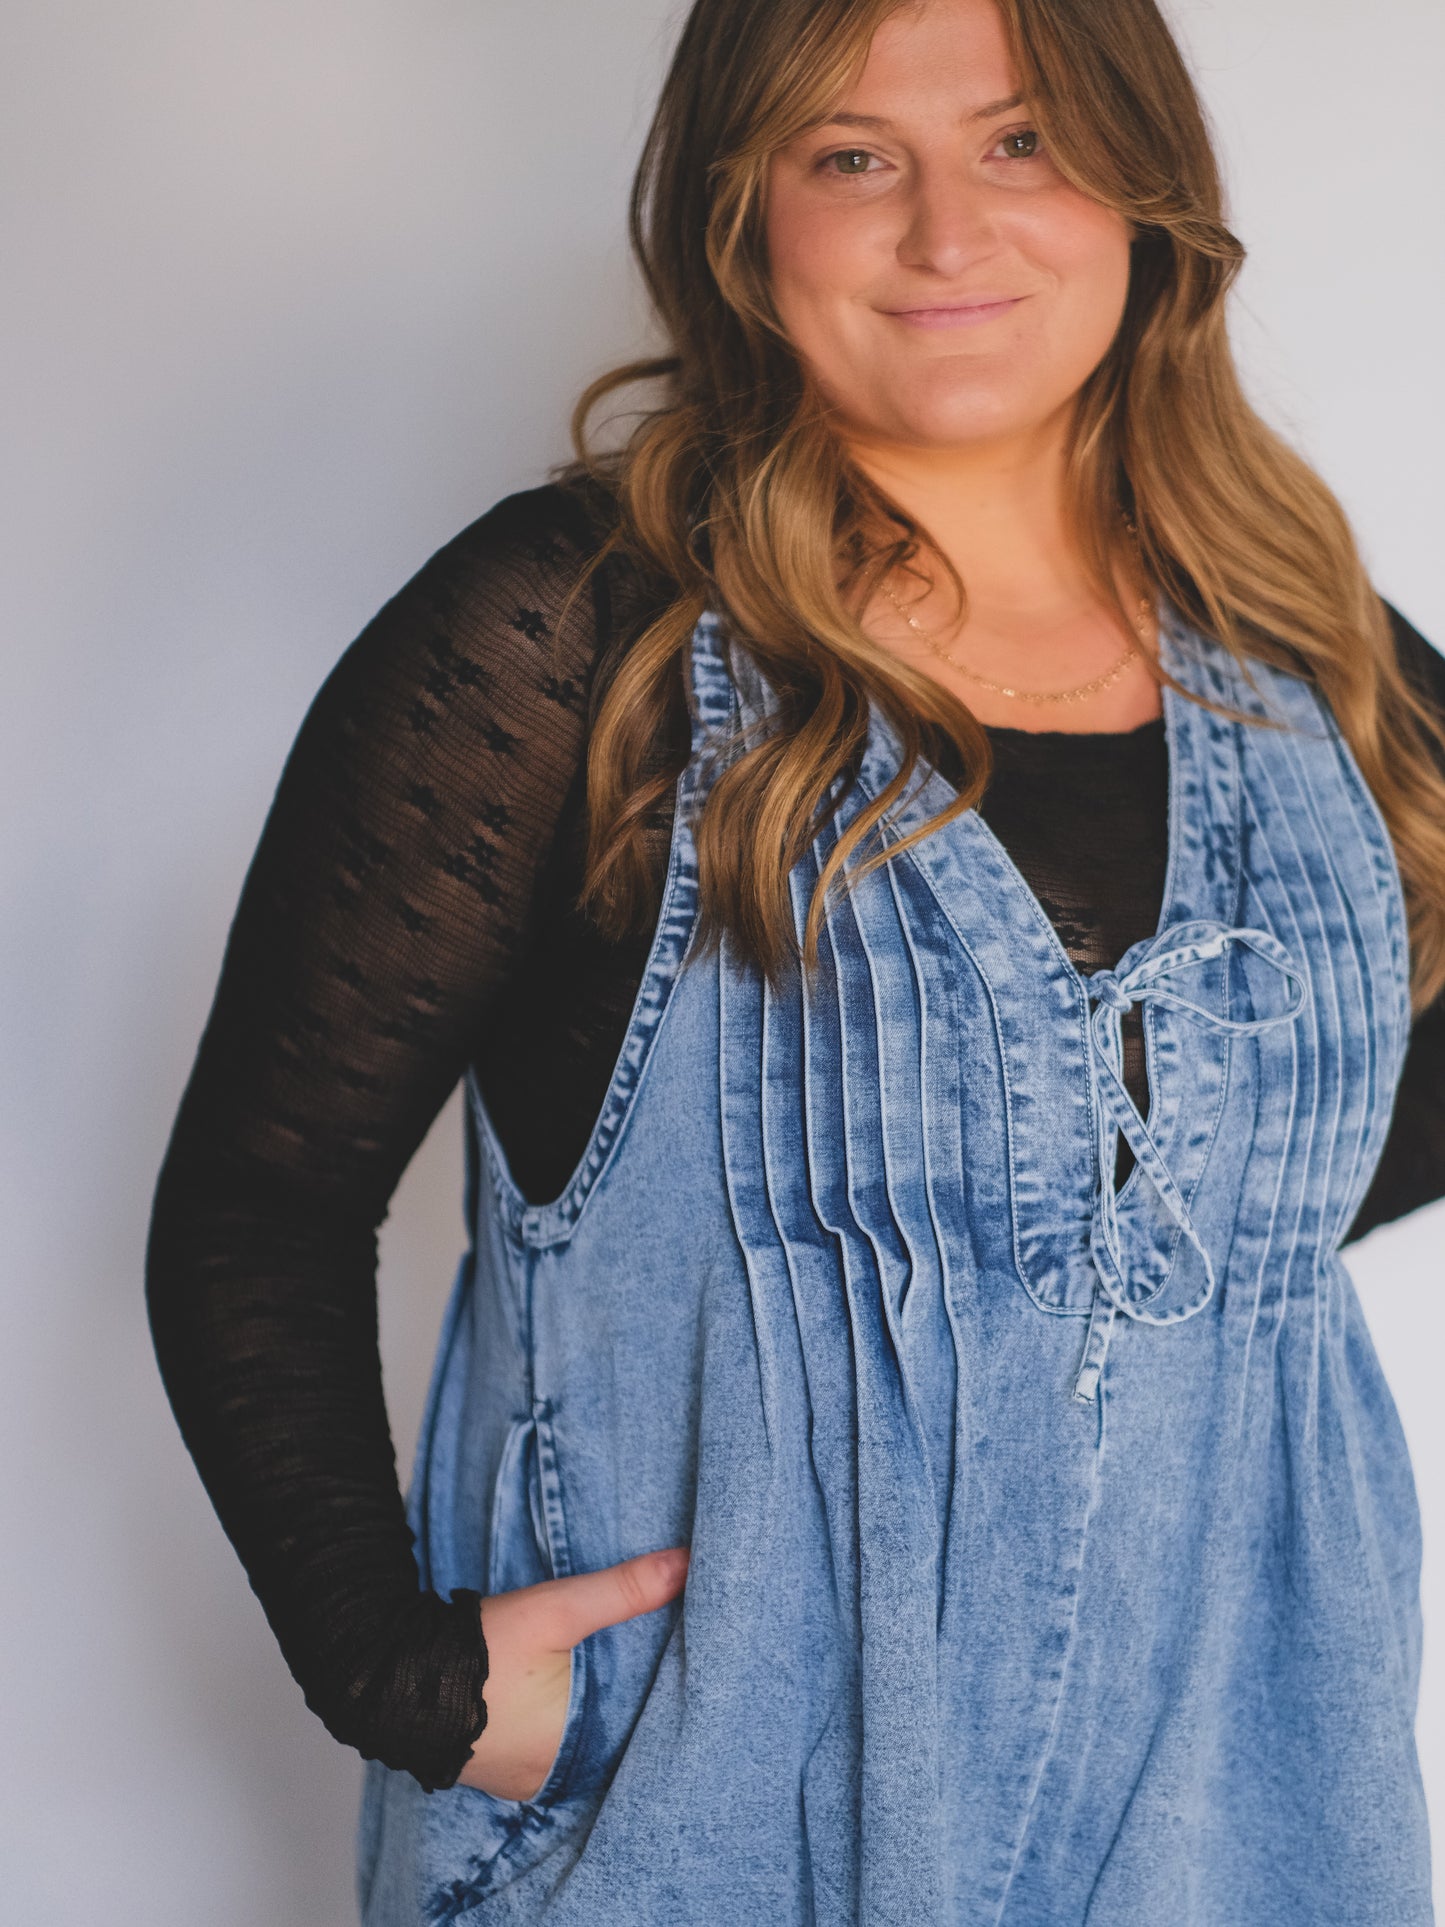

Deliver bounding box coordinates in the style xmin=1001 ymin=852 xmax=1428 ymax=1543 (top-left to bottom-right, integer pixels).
xmin=2 ymin=2 xmax=1440 ymax=1920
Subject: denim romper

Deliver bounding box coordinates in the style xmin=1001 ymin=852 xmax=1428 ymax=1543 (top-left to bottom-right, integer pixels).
xmin=358 ymin=595 xmax=1432 ymax=1926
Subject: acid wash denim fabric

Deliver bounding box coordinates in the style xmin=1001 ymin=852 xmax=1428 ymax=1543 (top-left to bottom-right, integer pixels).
xmin=357 ymin=598 xmax=1432 ymax=1927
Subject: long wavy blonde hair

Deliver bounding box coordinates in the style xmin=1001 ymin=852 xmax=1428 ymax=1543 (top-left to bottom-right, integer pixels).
xmin=557 ymin=0 xmax=1445 ymax=1006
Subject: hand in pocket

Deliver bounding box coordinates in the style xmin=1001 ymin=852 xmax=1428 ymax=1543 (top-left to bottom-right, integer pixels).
xmin=456 ymin=1546 xmax=690 ymax=1801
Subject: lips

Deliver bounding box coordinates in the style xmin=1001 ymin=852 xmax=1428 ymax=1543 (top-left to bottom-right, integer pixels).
xmin=885 ymin=295 xmax=1025 ymax=328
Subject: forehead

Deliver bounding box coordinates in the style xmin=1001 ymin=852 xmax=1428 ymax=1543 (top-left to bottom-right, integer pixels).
xmin=822 ymin=0 xmax=1020 ymax=124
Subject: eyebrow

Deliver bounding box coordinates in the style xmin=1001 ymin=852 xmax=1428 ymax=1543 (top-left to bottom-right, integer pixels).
xmin=808 ymin=92 xmax=1027 ymax=133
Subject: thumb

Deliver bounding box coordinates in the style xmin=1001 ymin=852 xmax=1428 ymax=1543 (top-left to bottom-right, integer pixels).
xmin=535 ymin=1546 xmax=690 ymax=1648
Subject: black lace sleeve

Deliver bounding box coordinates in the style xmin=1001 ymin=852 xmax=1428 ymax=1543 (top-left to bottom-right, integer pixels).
xmin=144 ymin=480 xmax=637 ymax=1792
xmin=1343 ymin=599 xmax=1445 ymax=1245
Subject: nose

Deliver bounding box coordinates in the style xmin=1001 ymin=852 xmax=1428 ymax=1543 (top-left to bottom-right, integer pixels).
xmin=895 ymin=160 xmax=999 ymax=278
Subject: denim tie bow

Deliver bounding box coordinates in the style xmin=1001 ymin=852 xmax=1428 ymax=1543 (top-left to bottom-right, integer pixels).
xmin=1071 ymin=921 xmax=1310 ymax=1401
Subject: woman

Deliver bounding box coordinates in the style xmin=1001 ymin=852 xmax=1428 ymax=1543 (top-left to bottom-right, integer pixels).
xmin=146 ymin=0 xmax=1445 ymax=1919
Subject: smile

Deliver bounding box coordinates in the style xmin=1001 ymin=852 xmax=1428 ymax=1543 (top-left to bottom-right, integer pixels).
xmin=884 ymin=297 xmax=1025 ymax=329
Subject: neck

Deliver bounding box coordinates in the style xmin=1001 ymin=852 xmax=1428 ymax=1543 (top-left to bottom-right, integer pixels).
xmin=842 ymin=409 xmax=1102 ymax=614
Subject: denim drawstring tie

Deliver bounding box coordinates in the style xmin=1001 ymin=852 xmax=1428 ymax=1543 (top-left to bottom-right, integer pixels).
xmin=1071 ymin=922 xmax=1310 ymax=1403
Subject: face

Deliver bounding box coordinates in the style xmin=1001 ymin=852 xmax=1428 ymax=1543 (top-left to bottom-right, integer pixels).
xmin=762 ymin=0 xmax=1134 ymax=456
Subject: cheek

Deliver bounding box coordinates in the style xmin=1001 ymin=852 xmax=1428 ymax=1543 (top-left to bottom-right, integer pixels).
xmin=1022 ymin=196 xmax=1133 ymax=319
xmin=764 ymin=193 xmax=878 ymax=341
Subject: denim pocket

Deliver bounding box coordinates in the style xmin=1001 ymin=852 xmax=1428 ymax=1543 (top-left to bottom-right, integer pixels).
xmin=457 ymin=1638 xmax=591 ymax=1830
xmin=475 ymin=1402 xmax=593 ymax=1812
xmin=416 ymin=1405 xmax=595 ymax=1922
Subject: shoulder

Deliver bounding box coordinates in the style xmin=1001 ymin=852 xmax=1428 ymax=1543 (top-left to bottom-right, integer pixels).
xmin=296 ymin=477 xmax=682 ymax=784
xmin=361 ymin=476 xmax=669 ymax=685
xmin=316 ymin=479 xmax=635 ymax=716
xmin=1380 ymin=596 xmax=1445 ymax=713
xmin=285 ymin=482 xmax=616 ymax=761
xmin=447 ymin=475 xmax=620 ymax=565
xmin=384 ymin=478 xmax=620 ymax=629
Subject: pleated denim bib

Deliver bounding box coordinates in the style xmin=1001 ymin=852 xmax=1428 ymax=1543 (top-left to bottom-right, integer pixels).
xmin=357 ymin=596 xmax=1432 ymax=1926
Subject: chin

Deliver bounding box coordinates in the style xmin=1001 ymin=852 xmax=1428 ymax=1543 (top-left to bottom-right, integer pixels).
xmin=879 ymin=381 xmax=1041 ymax=449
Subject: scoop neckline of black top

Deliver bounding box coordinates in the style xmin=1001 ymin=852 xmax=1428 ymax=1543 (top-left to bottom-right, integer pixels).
xmin=981 ymin=715 xmax=1166 ymax=744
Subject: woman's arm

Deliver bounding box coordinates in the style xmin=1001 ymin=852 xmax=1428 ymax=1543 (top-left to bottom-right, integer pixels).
xmin=144 ymin=480 xmax=626 ymax=1791
xmin=1343 ymin=599 xmax=1445 ymax=1245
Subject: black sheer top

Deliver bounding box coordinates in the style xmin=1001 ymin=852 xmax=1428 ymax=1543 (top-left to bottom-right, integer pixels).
xmin=145 ymin=480 xmax=1445 ymax=1793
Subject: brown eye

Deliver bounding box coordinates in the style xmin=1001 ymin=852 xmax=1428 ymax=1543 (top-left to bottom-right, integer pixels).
xmin=827 ymin=149 xmax=875 ymax=175
xmin=998 ymin=129 xmax=1041 ymax=160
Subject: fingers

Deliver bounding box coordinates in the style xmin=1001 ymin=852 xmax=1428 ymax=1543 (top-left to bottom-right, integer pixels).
xmin=529 ymin=1546 xmax=690 ymax=1649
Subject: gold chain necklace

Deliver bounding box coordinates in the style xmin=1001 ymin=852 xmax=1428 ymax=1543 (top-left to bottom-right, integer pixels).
xmin=881 ymin=512 xmax=1153 ymax=707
